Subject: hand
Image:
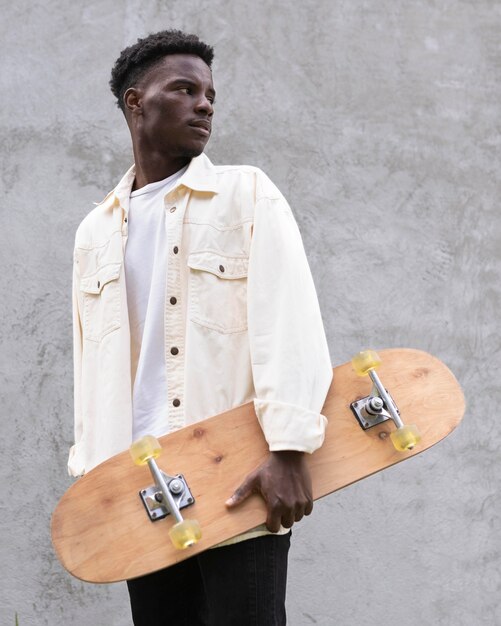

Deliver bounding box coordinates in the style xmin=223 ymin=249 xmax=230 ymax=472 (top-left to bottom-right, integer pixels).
xmin=225 ymin=450 xmax=313 ymax=533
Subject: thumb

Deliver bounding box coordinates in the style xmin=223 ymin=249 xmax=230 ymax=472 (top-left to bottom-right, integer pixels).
xmin=225 ymin=474 xmax=257 ymax=508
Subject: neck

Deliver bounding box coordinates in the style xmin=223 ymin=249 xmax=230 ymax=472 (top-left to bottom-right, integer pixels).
xmin=131 ymin=143 xmax=191 ymax=191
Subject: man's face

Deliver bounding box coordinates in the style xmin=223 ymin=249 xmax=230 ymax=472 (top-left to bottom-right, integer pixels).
xmin=127 ymin=54 xmax=215 ymax=159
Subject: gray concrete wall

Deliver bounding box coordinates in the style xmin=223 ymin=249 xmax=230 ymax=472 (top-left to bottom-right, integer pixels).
xmin=0 ymin=1 xmax=498 ymax=624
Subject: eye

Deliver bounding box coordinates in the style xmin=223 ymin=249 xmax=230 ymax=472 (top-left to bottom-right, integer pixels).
xmin=178 ymin=87 xmax=191 ymax=94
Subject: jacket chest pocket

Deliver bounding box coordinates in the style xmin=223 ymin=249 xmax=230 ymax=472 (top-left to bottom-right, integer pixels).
xmin=188 ymin=251 xmax=248 ymax=334
xmin=80 ymin=262 xmax=122 ymax=342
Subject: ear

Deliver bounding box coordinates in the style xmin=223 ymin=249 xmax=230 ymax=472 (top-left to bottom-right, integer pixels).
xmin=123 ymin=87 xmax=142 ymax=115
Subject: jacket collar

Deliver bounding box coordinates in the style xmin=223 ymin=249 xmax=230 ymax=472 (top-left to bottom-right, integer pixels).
xmin=101 ymin=153 xmax=219 ymax=212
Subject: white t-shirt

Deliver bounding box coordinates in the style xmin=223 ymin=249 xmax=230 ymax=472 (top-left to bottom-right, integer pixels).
xmin=125 ymin=166 xmax=188 ymax=441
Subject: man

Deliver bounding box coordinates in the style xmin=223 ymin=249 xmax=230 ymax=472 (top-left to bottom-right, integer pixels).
xmin=69 ymin=29 xmax=332 ymax=625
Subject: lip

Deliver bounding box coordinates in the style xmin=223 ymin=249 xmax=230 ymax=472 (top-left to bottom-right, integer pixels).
xmin=189 ymin=120 xmax=211 ymax=135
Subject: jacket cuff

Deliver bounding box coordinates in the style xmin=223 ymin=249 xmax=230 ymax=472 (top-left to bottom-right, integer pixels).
xmin=67 ymin=444 xmax=85 ymax=477
xmin=253 ymin=399 xmax=328 ymax=454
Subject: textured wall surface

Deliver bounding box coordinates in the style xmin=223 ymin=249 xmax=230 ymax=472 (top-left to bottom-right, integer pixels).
xmin=0 ymin=1 xmax=499 ymax=624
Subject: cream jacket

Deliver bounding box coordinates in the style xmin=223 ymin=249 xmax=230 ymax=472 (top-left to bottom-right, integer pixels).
xmin=68 ymin=153 xmax=333 ymax=477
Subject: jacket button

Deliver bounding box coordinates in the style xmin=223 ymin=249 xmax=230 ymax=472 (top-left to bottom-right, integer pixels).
xmin=173 ymin=246 xmax=179 ymax=254
xmin=173 ymin=398 xmax=181 ymax=407
xmin=171 ymin=347 xmax=179 ymax=355
xmin=97 ymin=281 xmax=100 ymax=289
xmin=170 ymin=297 xmax=177 ymax=305
xmin=170 ymin=206 xmax=177 ymax=213
xmin=219 ymin=265 xmax=225 ymax=273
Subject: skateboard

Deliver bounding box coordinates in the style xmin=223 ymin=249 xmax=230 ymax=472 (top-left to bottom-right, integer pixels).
xmin=51 ymin=348 xmax=465 ymax=583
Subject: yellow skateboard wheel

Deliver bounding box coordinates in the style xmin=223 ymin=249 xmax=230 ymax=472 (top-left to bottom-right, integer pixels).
xmin=390 ymin=424 xmax=421 ymax=451
xmin=130 ymin=435 xmax=162 ymax=466
xmin=352 ymin=350 xmax=381 ymax=376
xmin=169 ymin=519 xmax=202 ymax=549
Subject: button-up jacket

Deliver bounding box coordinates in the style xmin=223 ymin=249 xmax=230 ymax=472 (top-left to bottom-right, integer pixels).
xmin=68 ymin=153 xmax=333 ymax=477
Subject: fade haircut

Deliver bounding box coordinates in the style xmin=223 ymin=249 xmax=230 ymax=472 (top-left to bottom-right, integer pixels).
xmin=109 ymin=29 xmax=214 ymax=113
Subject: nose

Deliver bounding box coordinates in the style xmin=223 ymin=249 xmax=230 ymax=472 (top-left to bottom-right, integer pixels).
xmin=195 ymin=95 xmax=214 ymax=116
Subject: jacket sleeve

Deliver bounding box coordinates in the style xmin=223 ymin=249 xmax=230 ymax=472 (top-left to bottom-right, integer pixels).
xmin=67 ymin=249 xmax=85 ymax=477
xmin=247 ymin=175 xmax=333 ymax=453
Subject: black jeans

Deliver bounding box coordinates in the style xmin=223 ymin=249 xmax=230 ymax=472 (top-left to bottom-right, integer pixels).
xmin=127 ymin=532 xmax=291 ymax=626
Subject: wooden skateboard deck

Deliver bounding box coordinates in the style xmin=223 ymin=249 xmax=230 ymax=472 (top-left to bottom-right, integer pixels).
xmin=51 ymin=348 xmax=465 ymax=583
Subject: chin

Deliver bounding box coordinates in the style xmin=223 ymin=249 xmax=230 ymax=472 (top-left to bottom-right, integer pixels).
xmin=184 ymin=147 xmax=205 ymax=158
xmin=158 ymin=139 xmax=209 ymax=163
xmin=183 ymin=141 xmax=210 ymax=158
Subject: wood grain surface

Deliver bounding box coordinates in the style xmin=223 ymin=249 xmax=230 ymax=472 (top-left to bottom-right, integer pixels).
xmin=51 ymin=349 xmax=465 ymax=583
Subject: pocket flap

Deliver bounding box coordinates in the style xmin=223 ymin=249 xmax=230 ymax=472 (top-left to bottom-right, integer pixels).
xmin=187 ymin=252 xmax=248 ymax=279
xmin=80 ymin=262 xmax=122 ymax=294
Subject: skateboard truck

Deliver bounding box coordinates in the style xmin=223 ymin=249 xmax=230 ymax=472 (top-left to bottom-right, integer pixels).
xmin=130 ymin=435 xmax=202 ymax=549
xmin=351 ymin=350 xmax=422 ymax=451
xmin=139 ymin=473 xmax=194 ymax=522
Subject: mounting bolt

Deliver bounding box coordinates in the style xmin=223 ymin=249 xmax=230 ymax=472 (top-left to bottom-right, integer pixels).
xmin=368 ymin=397 xmax=384 ymax=413
xmin=169 ymin=479 xmax=183 ymax=494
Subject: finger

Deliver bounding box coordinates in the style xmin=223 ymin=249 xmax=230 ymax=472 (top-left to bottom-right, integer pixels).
xmin=265 ymin=504 xmax=283 ymax=533
xmin=281 ymin=510 xmax=295 ymax=529
xmin=304 ymin=499 xmax=313 ymax=516
xmin=266 ymin=501 xmax=298 ymax=532
xmin=225 ymin=474 xmax=257 ymax=508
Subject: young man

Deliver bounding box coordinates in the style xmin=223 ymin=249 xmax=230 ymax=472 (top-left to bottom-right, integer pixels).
xmin=69 ymin=30 xmax=332 ymax=626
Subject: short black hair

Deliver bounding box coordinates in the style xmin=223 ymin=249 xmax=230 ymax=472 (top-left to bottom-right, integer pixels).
xmin=109 ymin=29 xmax=214 ymax=113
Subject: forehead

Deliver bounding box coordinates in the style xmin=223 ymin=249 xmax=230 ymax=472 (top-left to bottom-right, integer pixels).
xmin=142 ymin=54 xmax=214 ymax=88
